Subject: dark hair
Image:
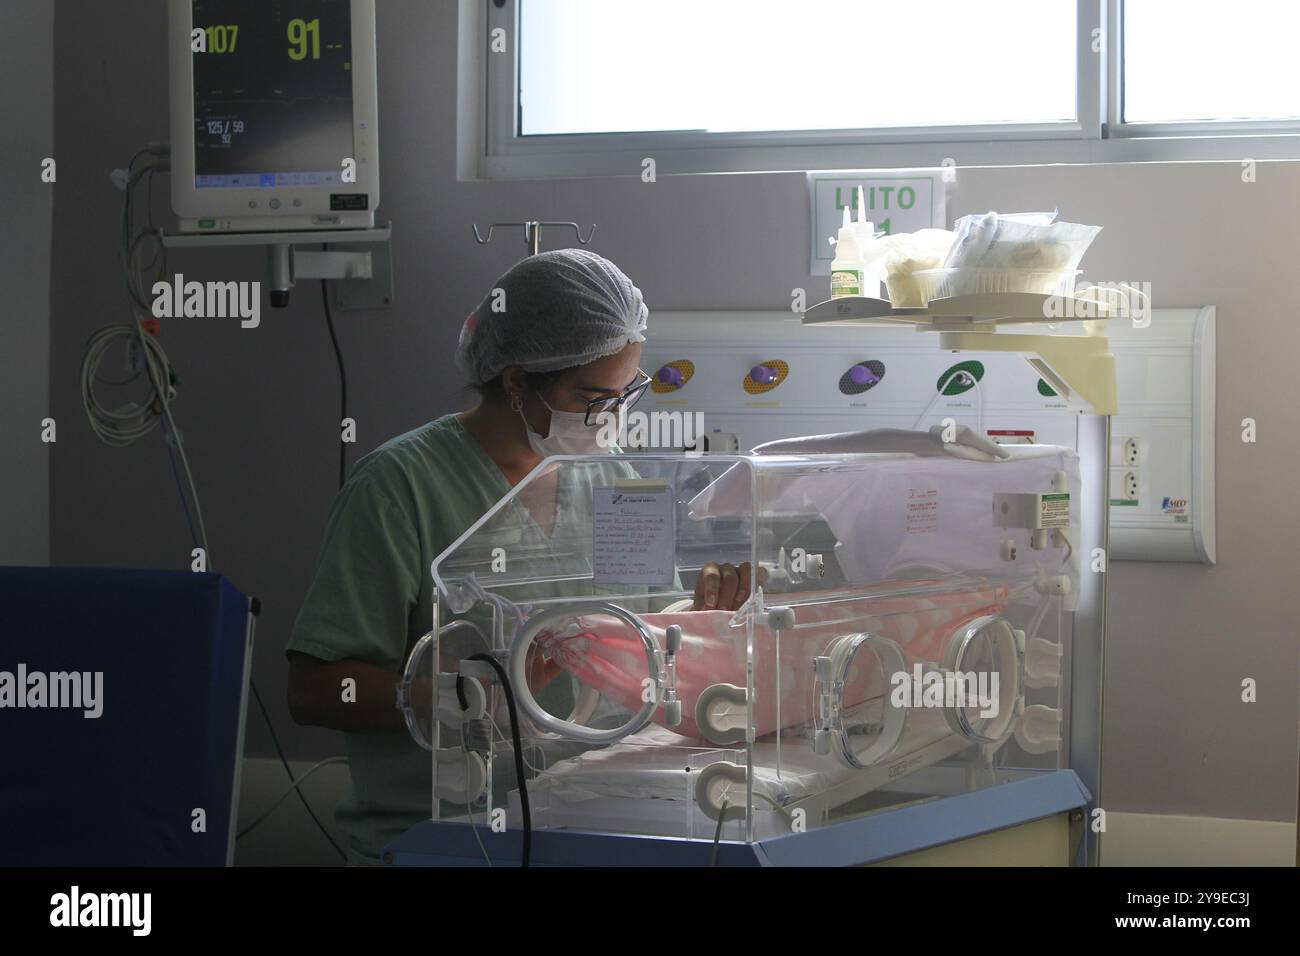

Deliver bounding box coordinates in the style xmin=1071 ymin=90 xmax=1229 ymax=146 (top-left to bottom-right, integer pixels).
xmin=467 ymin=367 xmax=569 ymax=402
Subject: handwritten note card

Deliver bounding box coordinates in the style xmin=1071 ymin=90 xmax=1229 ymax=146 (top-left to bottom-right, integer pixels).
xmin=592 ymin=484 xmax=675 ymax=586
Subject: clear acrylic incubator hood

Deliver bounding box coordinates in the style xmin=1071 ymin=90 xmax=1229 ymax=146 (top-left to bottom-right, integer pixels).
xmin=402 ymin=446 xmax=1083 ymax=844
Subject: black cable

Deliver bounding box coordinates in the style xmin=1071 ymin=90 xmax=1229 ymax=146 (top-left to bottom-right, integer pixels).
xmin=164 ymin=427 xmax=199 ymax=550
xmin=145 ymin=166 xmax=155 ymax=230
xmin=710 ymin=799 xmax=729 ymax=867
xmin=466 ymin=653 xmax=531 ymax=867
xmin=454 ymin=674 xmax=469 ymax=711
xmin=321 ymin=247 xmax=348 ymax=490
xmin=248 ymin=679 xmax=347 ymax=862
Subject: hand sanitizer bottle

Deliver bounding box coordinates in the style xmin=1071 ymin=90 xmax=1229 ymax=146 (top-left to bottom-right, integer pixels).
xmin=831 ymin=221 xmax=864 ymax=298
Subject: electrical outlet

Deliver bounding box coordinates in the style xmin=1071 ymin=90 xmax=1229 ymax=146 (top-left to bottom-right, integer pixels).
xmin=1124 ymin=472 xmax=1138 ymax=499
xmin=1123 ymin=438 xmax=1139 ymax=467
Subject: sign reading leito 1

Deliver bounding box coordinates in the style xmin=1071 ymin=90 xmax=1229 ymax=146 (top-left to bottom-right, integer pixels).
xmin=807 ymin=170 xmax=947 ymax=276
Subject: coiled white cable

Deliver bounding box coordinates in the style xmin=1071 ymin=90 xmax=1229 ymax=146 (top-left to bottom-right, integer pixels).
xmin=84 ymin=144 xmax=211 ymax=561
xmin=80 ymin=318 xmax=210 ymax=557
xmin=80 ymin=323 xmax=173 ymax=446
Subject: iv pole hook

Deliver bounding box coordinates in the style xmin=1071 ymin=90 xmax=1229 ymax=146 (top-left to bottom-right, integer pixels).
xmin=472 ymin=221 xmax=597 ymax=257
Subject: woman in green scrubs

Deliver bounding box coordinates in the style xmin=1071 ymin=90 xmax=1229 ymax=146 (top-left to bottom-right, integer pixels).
xmin=285 ymin=250 xmax=755 ymax=864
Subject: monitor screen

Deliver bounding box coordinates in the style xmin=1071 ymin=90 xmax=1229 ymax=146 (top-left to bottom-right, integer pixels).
xmin=191 ymin=0 xmax=354 ymax=189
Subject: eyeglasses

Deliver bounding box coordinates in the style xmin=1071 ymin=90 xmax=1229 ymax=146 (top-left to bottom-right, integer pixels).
xmin=580 ymin=369 xmax=652 ymax=426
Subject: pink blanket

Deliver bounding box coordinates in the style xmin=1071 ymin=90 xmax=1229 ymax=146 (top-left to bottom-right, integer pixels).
xmin=533 ymin=581 xmax=1008 ymax=738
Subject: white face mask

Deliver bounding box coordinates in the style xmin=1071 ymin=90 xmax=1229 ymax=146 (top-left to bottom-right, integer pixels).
xmin=519 ymin=395 xmax=623 ymax=457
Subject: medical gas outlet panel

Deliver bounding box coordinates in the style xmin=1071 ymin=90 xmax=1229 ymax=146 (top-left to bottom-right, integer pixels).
xmin=642 ymin=312 xmax=1083 ymax=452
xmin=641 ymin=309 xmax=1215 ymax=564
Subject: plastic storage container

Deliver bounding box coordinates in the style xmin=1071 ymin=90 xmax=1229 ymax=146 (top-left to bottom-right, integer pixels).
xmin=406 ymin=449 xmax=1082 ymax=842
xmin=911 ymin=268 xmax=1081 ymax=306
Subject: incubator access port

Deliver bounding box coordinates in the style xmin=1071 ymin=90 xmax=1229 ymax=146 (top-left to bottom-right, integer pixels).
xmin=815 ymin=633 xmax=908 ymax=769
xmin=695 ymin=761 xmax=749 ymax=822
xmin=1015 ymin=705 xmax=1063 ymax=755
xmin=1024 ymin=638 xmax=1064 ymax=689
xmin=696 ymin=684 xmax=750 ymax=745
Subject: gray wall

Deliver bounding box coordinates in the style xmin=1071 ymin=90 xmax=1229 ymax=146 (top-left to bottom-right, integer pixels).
xmin=1 ymin=1 xmax=52 ymax=565
xmin=47 ymin=0 xmax=1297 ymax=822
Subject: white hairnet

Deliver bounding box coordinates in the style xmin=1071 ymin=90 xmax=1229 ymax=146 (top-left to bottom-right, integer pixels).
xmin=456 ymin=249 xmax=649 ymax=384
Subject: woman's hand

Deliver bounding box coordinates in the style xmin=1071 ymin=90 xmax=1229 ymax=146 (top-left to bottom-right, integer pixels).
xmin=691 ymin=561 xmax=769 ymax=611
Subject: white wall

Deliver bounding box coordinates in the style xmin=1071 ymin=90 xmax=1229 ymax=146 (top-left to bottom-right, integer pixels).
xmin=45 ymin=0 xmax=1298 ymax=827
xmin=0 ymin=1 xmax=52 ymax=565
xmin=947 ymin=162 xmax=1300 ymax=823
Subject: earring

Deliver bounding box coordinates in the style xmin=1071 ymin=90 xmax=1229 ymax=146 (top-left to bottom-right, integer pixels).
xmin=509 ymin=395 xmax=523 ymax=413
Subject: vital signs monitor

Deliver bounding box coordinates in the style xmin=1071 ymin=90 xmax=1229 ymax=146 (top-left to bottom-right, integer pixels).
xmin=168 ymin=0 xmax=379 ymax=232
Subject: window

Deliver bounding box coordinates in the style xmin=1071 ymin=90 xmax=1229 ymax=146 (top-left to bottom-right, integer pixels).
xmin=479 ymin=1 xmax=1300 ymax=178
xmin=1122 ymin=0 xmax=1300 ymax=126
xmin=519 ymin=0 xmax=1077 ymax=135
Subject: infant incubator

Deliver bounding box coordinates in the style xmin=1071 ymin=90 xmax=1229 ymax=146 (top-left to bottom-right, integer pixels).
xmin=400 ymin=444 xmax=1085 ymax=849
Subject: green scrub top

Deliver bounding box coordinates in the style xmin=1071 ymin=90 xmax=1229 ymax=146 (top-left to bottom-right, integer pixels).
xmin=287 ymin=413 xmax=645 ymax=865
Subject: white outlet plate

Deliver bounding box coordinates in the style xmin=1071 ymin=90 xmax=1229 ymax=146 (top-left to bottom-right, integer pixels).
xmin=1105 ymin=307 xmax=1215 ymax=564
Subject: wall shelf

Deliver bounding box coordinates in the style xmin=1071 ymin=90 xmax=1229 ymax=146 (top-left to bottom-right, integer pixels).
xmin=160 ymin=224 xmax=394 ymax=310
xmin=802 ymin=294 xmax=1120 ymax=415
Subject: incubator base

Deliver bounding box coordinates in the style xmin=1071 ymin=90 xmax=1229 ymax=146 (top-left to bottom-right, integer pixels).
xmin=504 ymin=725 xmax=983 ymax=839
xmin=387 ymin=769 xmax=1090 ymax=867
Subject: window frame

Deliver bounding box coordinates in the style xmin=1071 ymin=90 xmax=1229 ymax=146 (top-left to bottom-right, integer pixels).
xmin=477 ymin=0 xmax=1300 ymax=180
